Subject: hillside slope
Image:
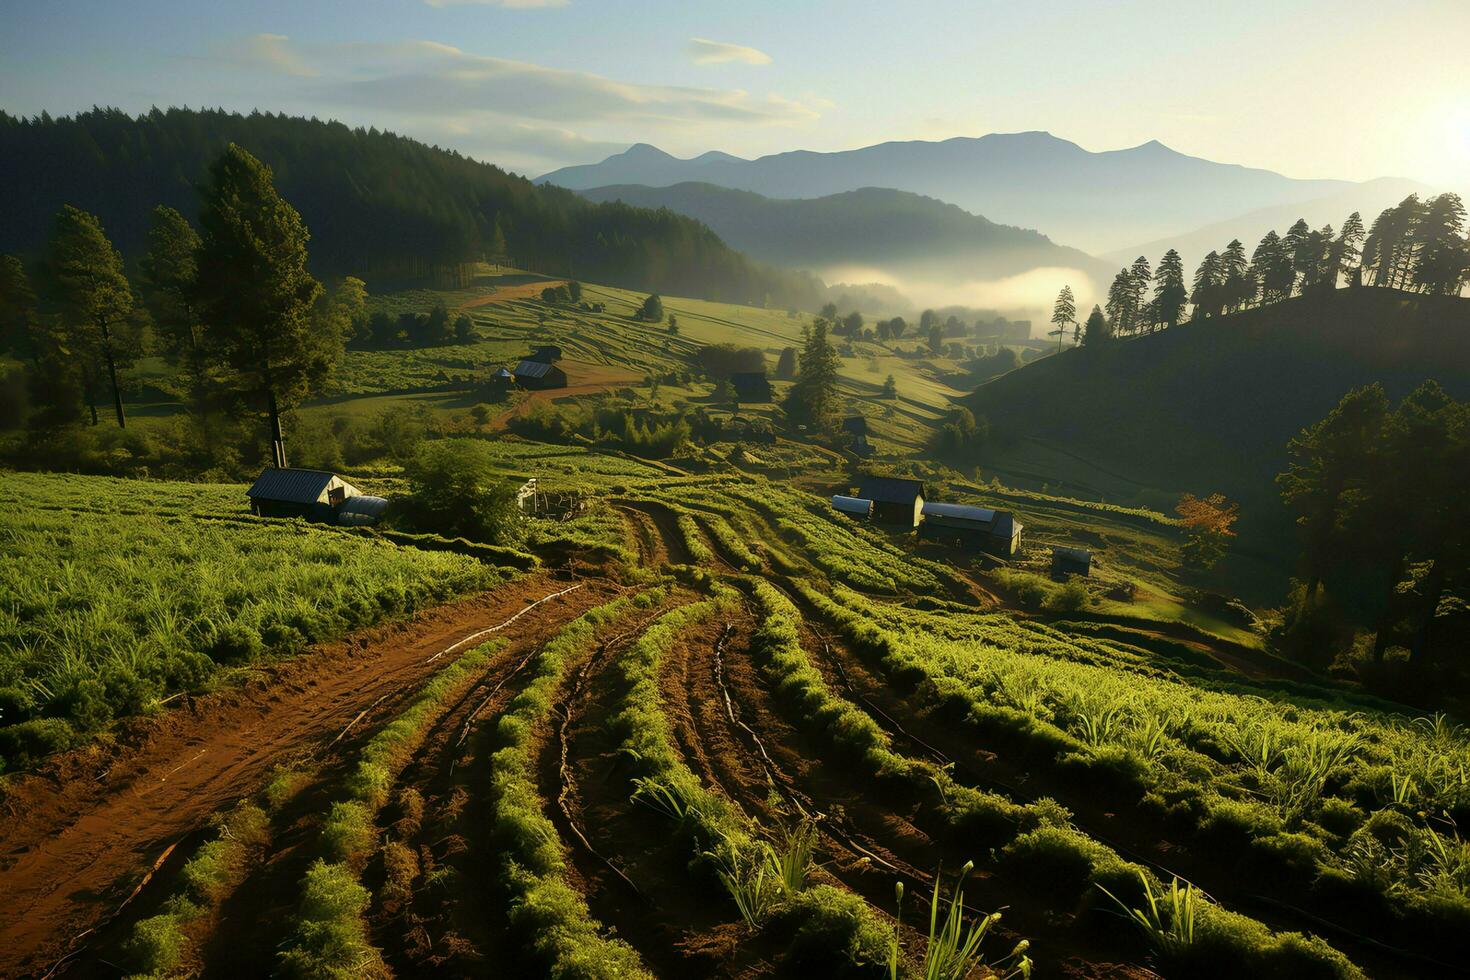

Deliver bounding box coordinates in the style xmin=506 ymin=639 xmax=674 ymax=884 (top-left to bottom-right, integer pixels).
xmin=576 ymin=182 xmax=1112 ymax=282
xmin=0 ymin=108 xmax=821 ymax=307
xmin=539 ymin=133 xmax=1356 ymax=253
xmin=966 ymin=289 xmax=1470 ymax=505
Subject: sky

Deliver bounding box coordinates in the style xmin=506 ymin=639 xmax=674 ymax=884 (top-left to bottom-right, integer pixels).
xmin=3 ymin=0 xmax=1468 ymax=187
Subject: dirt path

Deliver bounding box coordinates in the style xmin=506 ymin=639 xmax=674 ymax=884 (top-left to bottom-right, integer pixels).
xmin=0 ymin=574 xmax=615 ymax=979
xmin=485 ymin=364 xmax=642 ymax=433
xmin=456 ymin=279 xmax=567 ymax=308
xmin=616 ymin=499 xmax=693 ymax=566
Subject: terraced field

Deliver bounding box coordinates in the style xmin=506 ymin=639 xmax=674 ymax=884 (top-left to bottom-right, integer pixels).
xmin=2 ymin=469 xmax=1466 ymax=979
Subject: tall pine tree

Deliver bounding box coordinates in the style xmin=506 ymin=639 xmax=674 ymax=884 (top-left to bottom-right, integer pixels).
xmin=194 ymin=144 xmax=326 ymax=468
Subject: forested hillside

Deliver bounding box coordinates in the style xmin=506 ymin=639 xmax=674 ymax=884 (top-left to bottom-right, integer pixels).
xmin=576 ymin=182 xmax=1111 ymax=281
xmin=968 ymin=288 xmax=1470 ymax=505
xmin=0 ymin=108 xmax=823 ymax=306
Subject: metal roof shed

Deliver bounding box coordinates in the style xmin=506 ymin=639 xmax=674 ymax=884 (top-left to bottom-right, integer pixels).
xmin=831 ymin=495 xmax=874 ymax=519
xmin=336 ymin=495 xmax=390 ymax=526
xmin=247 ymin=467 xmax=362 ymax=521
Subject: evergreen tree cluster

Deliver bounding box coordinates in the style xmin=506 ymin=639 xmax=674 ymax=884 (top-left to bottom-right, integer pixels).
xmin=1100 ymin=194 xmax=1467 ymax=340
xmin=1278 ymin=382 xmax=1469 ymax=686
xmin=0 ymin=107 xmax=825 ymax=307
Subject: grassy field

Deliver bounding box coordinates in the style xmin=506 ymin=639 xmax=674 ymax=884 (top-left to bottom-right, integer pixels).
xmin=0 ymin=471 xmax=517 ymax=771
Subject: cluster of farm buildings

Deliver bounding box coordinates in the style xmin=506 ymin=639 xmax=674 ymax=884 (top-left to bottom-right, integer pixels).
xmin=834 ymin=476 xmax=1090 ymax=575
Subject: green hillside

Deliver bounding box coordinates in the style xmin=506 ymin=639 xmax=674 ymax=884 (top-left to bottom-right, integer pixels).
xmin=576 ymin=182 xmax=1111 ymax=281
xmin=0 ymin=108 xmax=822 ymax=306
xmin=966 ymin=288 xmax=1470 ymax=510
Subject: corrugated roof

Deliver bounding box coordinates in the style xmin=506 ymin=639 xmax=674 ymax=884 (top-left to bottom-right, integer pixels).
xmin=831 ymin=495 xmax=873 ymax=514
xmin=857 ymin=477 xmax=924 ymax=504
xmin=247 ymin=467 xmax=336 ymax=504
xmin=922 ymin=502 xmax=996 ymax=524
xmin=1053 ymin=546 xmax=1091 ymax=561
xmin=514 ymin=359 xmax=555 ymax=379
xmin=493 ymin=367 xmax=514 ymax=378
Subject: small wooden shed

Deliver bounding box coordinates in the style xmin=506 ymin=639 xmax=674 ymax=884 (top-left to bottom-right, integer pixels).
xmin=1052 ymin=546 xmax=1092 ymax=578
xmin=247 ymin=468 xmax=361 ymax=521
xmin=514 ymin=359 xmax=568 ymax=390
xmin=918 ymin=503 xmax=1023 ymax=557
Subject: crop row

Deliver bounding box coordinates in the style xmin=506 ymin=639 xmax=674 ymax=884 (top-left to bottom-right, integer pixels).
xmin=279 ymin=636 xmax=509 ymax=977
xmin=790 ymin=580 xmax=1366 ymax=978
xmin=608 ymin=585 xmax=896 ymax=972
xmin=822 ymin=584 xmax=1470 ymax=931
xmin=487 ymin=589 xmax=666 ymax=978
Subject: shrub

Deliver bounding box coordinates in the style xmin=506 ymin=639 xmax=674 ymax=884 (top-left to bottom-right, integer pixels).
xmin=398 ymin=438 xmax=525 ymax=546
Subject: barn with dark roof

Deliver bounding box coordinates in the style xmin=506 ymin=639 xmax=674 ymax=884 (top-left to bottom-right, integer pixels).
xmin=514 ymin=359 xmax=567 ymax=390
xmin=918 ymin=502 xmax=1023 ymax=556
xmin=856 ymin=476 xmax=925 ymax=528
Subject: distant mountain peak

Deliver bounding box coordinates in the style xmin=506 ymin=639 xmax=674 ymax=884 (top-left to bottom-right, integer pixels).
xmin=620 ymin=142 xmax=674 ymax=160
xmin=691 ymin=149 xmax=744 ymax=164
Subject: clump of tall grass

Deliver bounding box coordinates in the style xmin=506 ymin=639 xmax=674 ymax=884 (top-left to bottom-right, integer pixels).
xmin=889 ymin=862 xmax=1032 ymax=980
xmin=1098 ymin=869 xmax=1206 ymax=960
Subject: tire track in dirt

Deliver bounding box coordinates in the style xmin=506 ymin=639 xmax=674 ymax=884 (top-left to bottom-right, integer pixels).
xmin=0 ymin=574 xmax=614 ymax=980
xmin=615 ymin=499 xmax=693 ymax=566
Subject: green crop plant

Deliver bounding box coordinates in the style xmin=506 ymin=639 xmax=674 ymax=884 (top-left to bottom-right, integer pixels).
xmin=1099 ymin=870 xmax=1206 ymax=961
xmin=890 ymin=863 xmax=1032 ymax=980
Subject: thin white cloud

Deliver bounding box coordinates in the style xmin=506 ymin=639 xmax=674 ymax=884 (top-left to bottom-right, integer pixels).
xmin=687 ymin=37 xmax=772 ymax=66
xmin=286 ymin=38 xmax=814 ymax=125
xmin=206 ymin=35 xmax=821 ymax=173
xmin=219 ymin=34 xmax=319 ymax=78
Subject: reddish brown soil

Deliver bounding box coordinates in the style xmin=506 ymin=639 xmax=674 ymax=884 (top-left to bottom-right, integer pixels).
xmin=457 ymin=279 xmax=568 ymax=308
xmin=616 ymin=499 xmax=694 ymax=566
xmin=0 ymin=574 xmax=616 ymax=979
xmin=484 ymin=361 xmax=643 ymax=432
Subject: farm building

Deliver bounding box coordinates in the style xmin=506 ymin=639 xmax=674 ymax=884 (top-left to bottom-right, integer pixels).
xmin=831 ymin=495 xmax=874 ymax=520
xmin=857 ymin=477 xmax=925 ymax=528
xmin=336 ymin=494 xmax=390 ymax=526
xmin=528 ymin=345 xmax=563 ymax=363
xmin=842 ymin=416 xmax=875 ymax=457
xmin=514 ymin=359 xmax=568 ymax=390
xmin=730 ymin=371 xmax=773 ymax=403
xmin=918 ymin=502 xmax=1023 ymax=557
xmin=1052 ymin=546 xmax=1092 ymax=578
xmin=247 ymin=467 xmax=364 ymax=522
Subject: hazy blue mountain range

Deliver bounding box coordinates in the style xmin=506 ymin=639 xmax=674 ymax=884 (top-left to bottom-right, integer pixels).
xmin=1103 ymin=176 xmax=1431 ymax=270
xmin=575 ymin=182 xmax=1112 ymax=283
xmin=538 ymin=132 xmax=1370 ymax=253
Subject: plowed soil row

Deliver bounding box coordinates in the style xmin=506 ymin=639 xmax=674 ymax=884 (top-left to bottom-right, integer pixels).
xmin=658 ymin=606 xmax=1154 ymax=978
xmin=797 ymin=610 xmax=1425 ymax=979
xmin=0 ymin=573 xmax=616 ymax=979
xmin=546 ymin=609 xmax=777 ymax=977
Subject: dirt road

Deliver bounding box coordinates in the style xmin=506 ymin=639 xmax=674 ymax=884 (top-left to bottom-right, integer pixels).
xmin=0 ymin=573 xmax=614 ymax=978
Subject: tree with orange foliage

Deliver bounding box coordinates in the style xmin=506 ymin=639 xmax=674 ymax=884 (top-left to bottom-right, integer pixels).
xmin=1175 ymin=492 xmax=1239 ymax=570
